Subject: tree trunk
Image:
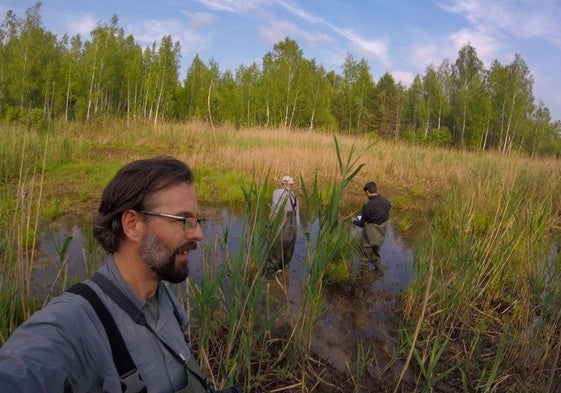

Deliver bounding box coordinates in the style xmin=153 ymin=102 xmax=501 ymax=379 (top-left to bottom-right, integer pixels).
xmin=207 ymin=78 xmax=215 ymax=131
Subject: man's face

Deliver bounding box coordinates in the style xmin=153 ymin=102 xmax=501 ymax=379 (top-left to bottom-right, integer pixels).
xmin=138 ymin=183 xmax=203 ymax=283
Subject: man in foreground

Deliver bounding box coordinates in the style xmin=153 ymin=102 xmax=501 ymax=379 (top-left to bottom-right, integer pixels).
xmin=0 ymin=157 xmax=236 ymax=392
xmin=353 ymin=181 xmax=392 ymax=275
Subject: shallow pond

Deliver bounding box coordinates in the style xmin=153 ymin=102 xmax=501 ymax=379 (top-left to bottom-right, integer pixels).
xmin=33 ymin=208 xmax=416 ymax=373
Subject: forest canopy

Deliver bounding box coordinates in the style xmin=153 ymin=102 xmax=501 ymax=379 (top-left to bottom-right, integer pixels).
xmin=2 ymin=2 xmax=560 ymax=156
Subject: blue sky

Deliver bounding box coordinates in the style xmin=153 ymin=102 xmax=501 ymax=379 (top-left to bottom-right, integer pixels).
xmin=2 ymin=0 xmax=561 ymax=122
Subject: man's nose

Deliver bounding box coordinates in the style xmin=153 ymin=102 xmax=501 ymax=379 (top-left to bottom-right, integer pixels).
xmin=186 ymin=224 xmax=204 ymax=242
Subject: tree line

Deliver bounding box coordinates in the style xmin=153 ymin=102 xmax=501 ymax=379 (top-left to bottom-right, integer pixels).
xmin=2 ymin=3 xmax=560 ymax=156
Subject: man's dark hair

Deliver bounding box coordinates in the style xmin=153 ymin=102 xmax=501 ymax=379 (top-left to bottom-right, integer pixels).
xmin=93 ymin=156 xmax=194 ymax=254
xmin=363 ymin=181 xmax=377 ymax=194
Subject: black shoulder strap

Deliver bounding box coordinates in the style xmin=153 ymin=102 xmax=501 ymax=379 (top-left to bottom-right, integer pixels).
xmin=90 ymin=273 xmax=212 ymax=391
xmin=289 ymin=191 xmax=297 ymax=209
xmin=67 ymin=283 xmax=135 ymax=375
xmin=66 ymin=283 xmax=145 ymax=393
xmin=91 ymin=273 xmax=147 ymax=326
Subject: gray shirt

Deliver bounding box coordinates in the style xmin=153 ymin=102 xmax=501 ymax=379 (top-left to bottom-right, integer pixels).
xmin=0 ymin=257 xmax=198 ymax=392
xmin=271 ymin=188 xmax=300 ymax=227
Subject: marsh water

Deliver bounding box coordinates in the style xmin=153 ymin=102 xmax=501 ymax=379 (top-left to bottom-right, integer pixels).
xmin=33 ymin=209 xmax=415 ymax=373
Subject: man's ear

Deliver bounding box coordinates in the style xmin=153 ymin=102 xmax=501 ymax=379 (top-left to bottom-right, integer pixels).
xmin=121 ymin=210 xmax=143 ymax=243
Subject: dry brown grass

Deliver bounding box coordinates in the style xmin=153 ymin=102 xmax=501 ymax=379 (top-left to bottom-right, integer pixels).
xmin=57 ymin=120 xmax=561 ymax=223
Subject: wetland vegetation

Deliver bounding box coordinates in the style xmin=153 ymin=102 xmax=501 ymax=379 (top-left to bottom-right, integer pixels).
xmin=1 ymin=121 xmax=561 ymax=392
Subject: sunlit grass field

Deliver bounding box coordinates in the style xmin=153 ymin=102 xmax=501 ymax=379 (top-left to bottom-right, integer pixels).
xmin=1 ymin=120 xmax=560 ymax=391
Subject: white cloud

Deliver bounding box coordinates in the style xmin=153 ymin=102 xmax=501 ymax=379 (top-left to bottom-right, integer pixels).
xmin=131 ymin=19 xmax=182 ymax=45
xmin=332 ymin=27 xmax=389 ymax=68
xmin=270 ymin=1 xmax=389 ymax=67
xmin=65 ymin=14 xmax=98 ymax=37
xmin=391 ymin=70 xmax=416 ymax=87
xmin=275 ymin=0 xmax=324 ymax=24
xmin=413 ymin=44 xmax=442 ymax=69
xmin=442 ymin=0 xmax=561 ymax=48
xmin=448 ymin=27 xmax=500 ymax=67
xmin=258 ymin=20 xmax=297 ymax=46
xmin=184 ymin=11 xmax=216 ymax=29
xmin=194 ymin=0 xmax=270 ymax=14
xmin=258 ymin=19 xmax=333 ymax=48
xmin=127 ymin=18 xmax=211 ymax=59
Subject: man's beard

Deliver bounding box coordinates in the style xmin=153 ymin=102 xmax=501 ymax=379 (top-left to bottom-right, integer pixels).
xmin=139 ymin=227 xmax=197 ymax=283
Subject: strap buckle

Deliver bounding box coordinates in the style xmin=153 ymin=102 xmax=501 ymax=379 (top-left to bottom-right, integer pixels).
xmin=121 ymin=368 xmax=146 ymax=393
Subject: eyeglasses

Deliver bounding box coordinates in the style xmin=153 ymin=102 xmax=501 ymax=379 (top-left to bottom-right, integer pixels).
xmin=138 ymin=211 xmax=206 ymax=232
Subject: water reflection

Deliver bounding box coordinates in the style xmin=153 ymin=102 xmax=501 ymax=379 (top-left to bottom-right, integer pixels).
xmin=35 ymin=209 xmax=415 ymax=372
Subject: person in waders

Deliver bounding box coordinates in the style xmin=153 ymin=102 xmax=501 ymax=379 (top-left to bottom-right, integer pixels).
xmin=353 ymin=181 xmax=391 ymax=275
xmin=266 ymin=175 xmax=300 ymax=271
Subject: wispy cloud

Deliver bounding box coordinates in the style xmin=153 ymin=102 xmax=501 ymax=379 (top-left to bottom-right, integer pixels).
xmin=184 ymin=11 xmax=216 ymax=29
xmin=128 ymin=18 xmax=211 ymax=55
xmin=392 ymin=70 xmax=416 ymax=87
xmin=441 ymin=0 xmax=561 ymax=48
xmin=275 ymin=1 xmax=389 ymax=66
xmin=333 ymin=26 xmax=389 ymax=67
xmin=130 ymin=19 xmax=183 ymax=44
xmin=65 ymin=14 xmax=98 ymax=37
xmin=448 ymin=26 xmax=501 ymax=66
xmin=275 ymin=0 xmax=324 ymax=24
xmin=194 ymin=0 xmax=269 ymax=14
xmin=412 ymin=42 xmax=451 ymax=71
xmin=259 ymin=19 xmax=333 ymax=47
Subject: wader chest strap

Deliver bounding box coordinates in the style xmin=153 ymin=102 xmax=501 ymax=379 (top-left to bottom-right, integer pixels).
xmin=67 ymin=283 xmax=145 ymax=393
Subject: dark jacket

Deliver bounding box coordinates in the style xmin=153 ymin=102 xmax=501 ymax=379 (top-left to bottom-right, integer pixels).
xmin=355 ymin=194 xmax=391 ymax=227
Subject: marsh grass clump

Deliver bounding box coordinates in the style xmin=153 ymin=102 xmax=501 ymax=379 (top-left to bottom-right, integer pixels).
xmin=398 ymin=156 xmax=561 ymax=391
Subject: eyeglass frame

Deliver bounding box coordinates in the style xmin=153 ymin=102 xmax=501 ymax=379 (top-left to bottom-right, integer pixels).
xmin=137 ymin=210 xmax=206 ymax=232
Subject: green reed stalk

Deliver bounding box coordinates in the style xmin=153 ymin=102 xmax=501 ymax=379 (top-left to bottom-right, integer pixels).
xmin=188 ymin=174 xmax=285 ymax=391
xmin=42 ymin=231 xmax=73 ymax=307
xmin=347 ymin=340 xmax=375 ymax=393
xmin=400 ymin=158 xmax=561 ymax=390
xmin=81 ymin=224 xmax=103 ymax=277
xmin=0 ymin=125 xmax=87 ymax=342
xmin=296 ymin=136 xmax=364 ymax=355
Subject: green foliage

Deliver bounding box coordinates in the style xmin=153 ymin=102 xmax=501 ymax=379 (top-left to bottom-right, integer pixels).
xmin=426 ymin=127 xmax=452 ymax=147
xmin=347 ymin=340 xmax=375 ymax=392
xmin=411 ymin=333 xmax=456 ymax=392
xmin=81 ymin=224 xmax=103 ymax=277
xmin=0 ymin=123 xmax=87 ymax=183
xmin=0 ymin=5 xmax=559 ymax=155
xmin=41 ymin=196 xmax=64 ymax=219
xmin=324 ymin=258 xmax=353 ymax=285
xmin=194 ymin=166 xmax=246 ymax=204
xmin=402 ymin=126 xmax=423 ymax=144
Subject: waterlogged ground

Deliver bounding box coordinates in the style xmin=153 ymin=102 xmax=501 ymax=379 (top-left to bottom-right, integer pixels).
xmin=33 ymin=209 xmax=416 ymax=388
xmin=265 ymin=223 xmax=415 ymax=388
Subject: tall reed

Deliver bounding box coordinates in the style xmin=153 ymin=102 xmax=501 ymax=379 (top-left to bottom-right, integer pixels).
xmin=399 ymin=156 xmax=561 ymax=390
xmin=0 ymin=124 xmax=87 ymax=341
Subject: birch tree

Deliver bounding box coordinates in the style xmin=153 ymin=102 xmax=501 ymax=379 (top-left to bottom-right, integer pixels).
xmin=451 ymin=44 xmax=485 ymax=148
